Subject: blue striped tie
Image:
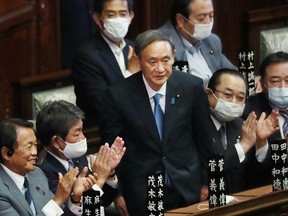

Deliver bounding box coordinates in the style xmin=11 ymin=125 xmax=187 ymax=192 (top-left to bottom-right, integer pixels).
xmin=153 ymin=93 xmax=164 ymax=140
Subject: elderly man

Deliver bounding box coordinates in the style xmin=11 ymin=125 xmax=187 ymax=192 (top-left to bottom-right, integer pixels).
xmin=97 ymin=29 xmax=216 ymax=215
xmin=205 ymin=68 xmax=278 ymax=194
xmin=0 ymin=118 xmax=96 ymax=216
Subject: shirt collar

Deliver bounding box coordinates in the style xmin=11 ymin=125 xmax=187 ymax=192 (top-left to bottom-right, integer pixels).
xmin=210 ymin=114 xmax=225 ymax=131
xmin=180 ymin=35 xmax=201 ymax=54
xmin=101 ymin=34 xmax=126 ymax=55
xmin=1 ymin=163 xmax=25 ymax=190
xmin=142 ymin=73 xmax=167 ymax=98
xmin=48 ymin=151 xmax=69 ymax=171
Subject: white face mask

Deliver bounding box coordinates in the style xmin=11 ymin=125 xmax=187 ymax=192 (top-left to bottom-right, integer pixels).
xmin=59 ymin=138 xmax=87 ymax=159
xmin=268 ymin=87 xmax=288 ymax=109
xmin=182 ymin=16 xmax=213 ymax=41
xmin=212 ymin=98 xmax=245 ymax=122
xmin=102 ymin=17 xmax=130 ymax=41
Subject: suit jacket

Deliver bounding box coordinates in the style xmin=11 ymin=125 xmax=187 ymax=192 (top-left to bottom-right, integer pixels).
xmin=72 ymin=31 xmax=134 ymax=127
xmin=242 ymin=92 xmax=280 ymax=188
xmin=0 ymin=165 xmax=74 ymax=216
xmin=60 ymin=0 xmax=96 ymax=68
xmin=207 ymin=116 xmax=254 ymax=194
xmin=158 ymin=20 xmax=237 ymax=73
xmin=97 ymin=71 xmax=215 ymax=215
xmin=39 ymin=153 xmax=118 ymax=207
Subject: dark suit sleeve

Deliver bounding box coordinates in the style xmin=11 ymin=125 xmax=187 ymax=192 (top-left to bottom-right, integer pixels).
xmin=97 ymin=88 xmax=123 ymax=145
xmin=72 ymin=48 xmax=111 ymax=125
xmin=189 ymin=78 xmax=216 ymax=185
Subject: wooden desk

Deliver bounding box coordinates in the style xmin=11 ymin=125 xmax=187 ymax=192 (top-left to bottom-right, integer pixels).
xmin=165 ymin=185 xmax=288 ymax=216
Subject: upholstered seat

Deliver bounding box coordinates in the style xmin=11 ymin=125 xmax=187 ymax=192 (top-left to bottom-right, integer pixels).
xmin=260 ymin=27 xmax=288 ymax=62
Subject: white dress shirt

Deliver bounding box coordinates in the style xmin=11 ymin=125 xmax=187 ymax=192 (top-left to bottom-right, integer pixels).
xmin=102 ymin=35 xmax=132 ymax=78
xmin=181 ymin=36 xmax=212 ymax=87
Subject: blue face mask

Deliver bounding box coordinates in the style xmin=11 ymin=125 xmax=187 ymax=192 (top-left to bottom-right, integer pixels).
xmin=268 ymin=87 xmax=288 ymax=109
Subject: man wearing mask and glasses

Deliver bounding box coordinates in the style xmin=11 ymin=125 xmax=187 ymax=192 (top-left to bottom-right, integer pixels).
xmin=243 ymin=51 xmax=288 ymax=189
xmin=159 ymin=0 xmax=237 ymax=87
xmin=72 ymin=0 xmax=139 ymax=128
xmin=203 ymin=69 xmax=278 ymax=195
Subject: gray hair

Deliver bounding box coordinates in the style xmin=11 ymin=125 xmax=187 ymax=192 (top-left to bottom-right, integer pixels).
xmin=134 ymin=30 xmax=175 ymax=57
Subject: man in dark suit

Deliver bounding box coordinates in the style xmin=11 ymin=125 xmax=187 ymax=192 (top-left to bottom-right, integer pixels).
xmin=205 ymin=69 xmax=278 ymax=193
xmin=72 ymin=0 xmax=139 ymax=128
xmin=36 ymin=100 xmax=126 ymax=215
xmin=158 ymin=0 xmax=237 ymax=87
xmin=97 ymin=29 xmax=216 ymax=215
xmin=0 ymin=118 xmax=95 ymax=216
xmin=242 ymin=51 xmax=288 ymax=188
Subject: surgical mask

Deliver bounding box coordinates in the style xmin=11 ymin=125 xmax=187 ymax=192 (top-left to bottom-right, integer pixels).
xmin=268 ymin=87 xmax=288 ymax=109
xmin=182 ymin=16 xmax=213 ymax=40
xmin=102 ymin=17 xmax=130 ymax=41
xmin=212 ymin=98 xmax=245 ymax=122
xmin=59 ymin=138 xmax=87 ymax=159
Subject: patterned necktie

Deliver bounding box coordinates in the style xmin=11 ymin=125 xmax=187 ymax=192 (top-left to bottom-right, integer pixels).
xmin=280 ymin=110 xmax=288 ymax=137
xmin=24 ymin=177 xmax=32 ymax=205
xmin=218 ymin=125 xmax=227 ymax=149
xmin=153 ymin=93 xmax=164 ymax=140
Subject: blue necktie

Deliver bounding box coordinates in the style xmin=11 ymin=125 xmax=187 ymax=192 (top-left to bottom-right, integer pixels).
xmin=153 ymin=93 xmax=164 ymax=140
xmin=68 ymin=159 xmax=75 ymax=171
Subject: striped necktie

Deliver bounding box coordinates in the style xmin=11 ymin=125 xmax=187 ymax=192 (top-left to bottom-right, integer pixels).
xmin=280 ymin=110 xmax=288 ymax=137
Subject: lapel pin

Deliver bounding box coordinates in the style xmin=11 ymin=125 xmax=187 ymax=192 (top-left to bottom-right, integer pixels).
xmin=209 ymin=50 xmax=214 ymax=55
xmin=171 ymin=98 xmax=175 ymax=104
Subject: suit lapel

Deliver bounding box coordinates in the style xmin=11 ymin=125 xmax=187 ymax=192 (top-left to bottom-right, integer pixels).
xmin=0 ymin=166 xmax=33 ymax=215
xmin=96 ymin=33 xmax=124 ymax=80
xmin=200 ymin=38 xmax=219 ymax=72
xmin=129 ymin=73 xmax=162 ymax=143
xmin=226 ymin=119 xmax=243 ymax=148
xmin=163 ymin=76 xmax=182 ymax=143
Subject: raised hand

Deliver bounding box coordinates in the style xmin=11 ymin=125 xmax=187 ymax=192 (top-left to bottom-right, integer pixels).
xmin=110 ymin=136 xmax=126 ymax=171
xmin=256 ymin=110 xmax=279 ymax=148
xmin=240 ymin=111 xmax=257 ymax=153
xmin=71 ymin=166 xmax=97 ymax=203
xmin=89 ymin=144 xmax=112 ymax=188
xmin=53 ymin=167 xmax=79 ymax=206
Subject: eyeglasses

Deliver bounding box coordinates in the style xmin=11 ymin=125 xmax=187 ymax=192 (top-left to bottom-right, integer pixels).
xmin=214 ymin=90 xmax=246 ymax=103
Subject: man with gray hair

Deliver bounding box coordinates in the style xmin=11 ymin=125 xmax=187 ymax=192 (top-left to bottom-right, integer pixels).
xmin=97 ymin=30 xmax=215 ymax=215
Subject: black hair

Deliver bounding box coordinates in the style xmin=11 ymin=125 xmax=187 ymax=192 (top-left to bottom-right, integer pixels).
xmin=259 ymin=51 xmax=288 ymax=79
xmin=208 ymin=68 xmax=247 ymax=94
xmin=36 ymin=100 xmax=85 ymax=147
xmin=94 ymin=0 xmax=134 ymax=13
xmin=0 ymin=118 xmax=34 ymax=162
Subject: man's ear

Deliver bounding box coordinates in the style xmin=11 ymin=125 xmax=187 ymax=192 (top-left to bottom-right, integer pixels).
xmin=92 ymin=12 xmax=102 ymax=27
xmin=52 ymin=135 xmax=62 ymax=149
xmin=129 ymin=11 xmax=135 ymax=21
xmin=1 ymin=146 xmax=12 ymax=160
xmin=260 ymin=78 xmax=267 ymax=91
xmin=175 ymin=13 xmax=185 ymax=28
